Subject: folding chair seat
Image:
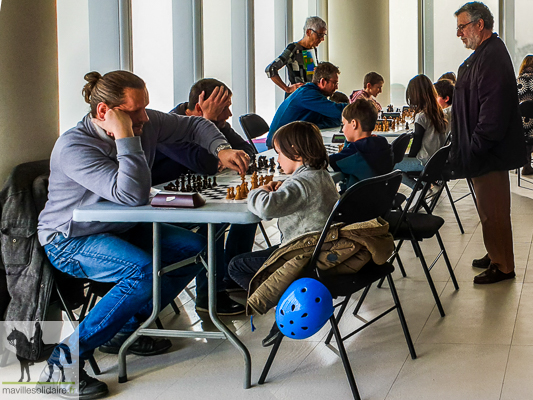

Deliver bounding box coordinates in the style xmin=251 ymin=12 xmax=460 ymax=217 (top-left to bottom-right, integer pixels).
xmin=385 ymin=145 xmax=459 ymax=318
xmin=258 ymin=170 xmax=416 ymax=400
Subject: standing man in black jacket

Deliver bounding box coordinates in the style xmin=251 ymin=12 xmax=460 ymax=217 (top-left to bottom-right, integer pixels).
xmin=451 ymin=2 xmax=527 ymax=284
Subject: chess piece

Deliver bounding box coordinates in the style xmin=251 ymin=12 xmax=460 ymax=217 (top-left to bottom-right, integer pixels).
xmin=405 ymin=122 xmax=409 ymax=130
xmin=212 ymin=176 xmax=217 ymax=186
xmin=234 ymin=186 xmax=244 ymax=200
xmin=226 ymin=187 xmax=235 ymax=200
xmin=207 ymin=177 xmax=212 ymax=189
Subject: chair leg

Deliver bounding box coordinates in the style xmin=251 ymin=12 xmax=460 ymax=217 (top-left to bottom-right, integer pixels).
xmin=444 ymin=183 xmax=464 ymax=234
xmin=155 ymin=318 xmax=164 ymax=330
xmin=170 ymin=300 xmax=181 ymax=315
xmin=387 ymin=275 xmax=416 ymax=359
xmin=435 ymin=232 xmax=459 ymax=290
xmin=466 ymin=178 xmax=478 ymax=211
xmin=259 ymin=223 xmax=272 ymax=248
xmin=88 ymin=356 xmax=101 ymax=375
xmin=413 ymin=240 xmax=446 ymax=317
xmin=352 ymin=285 xmax=371 ymax=316
xmin=258 ymin=333 xmax=284 ymax=384
xmin=325 ymin=296 xmax=350 ymax=345
xmin=329 ymin=316 xmax=361 ymax=400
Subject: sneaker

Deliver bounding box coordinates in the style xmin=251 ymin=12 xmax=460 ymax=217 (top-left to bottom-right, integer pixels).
xmin=195 ymin=291 xmax=245 ymax=316
xmin=58 ymin=367 xmax=109 ymax=400
xmin=99 ymin=333 xmax=172 ymax=356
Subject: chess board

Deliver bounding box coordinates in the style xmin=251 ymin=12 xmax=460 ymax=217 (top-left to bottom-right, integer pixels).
xmin=324 ymin=143 xmax=343 ymax=155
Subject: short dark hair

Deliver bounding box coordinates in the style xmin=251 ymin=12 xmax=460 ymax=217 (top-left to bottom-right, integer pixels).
xmin=342 ymin=99 xmax=378 ymax=132
xmin=312 ymin=62 xmax=340 ymax=84
xmin=329 ymin=91 xmax=349 ymax=104
xmin=82 ymin=70 xmax=145 ymax=118
xmin=272 ymin=121 xmax=329 ymax=170
xmin=188 ymin=78 xmax=232 ymax=111
xmin=438 ymin=72 xmax=456 ymax=83
xmin=433 ymin=79 xmax=455 ymax=106
xmin=363 ymin=72 xmax=384 ymax=87
xmin=455 ymin=1 xmax=494 ymax=31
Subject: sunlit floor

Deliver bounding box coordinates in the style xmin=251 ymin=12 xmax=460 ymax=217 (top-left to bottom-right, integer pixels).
xmin=71 ymin=173 xmax=533 ymax=399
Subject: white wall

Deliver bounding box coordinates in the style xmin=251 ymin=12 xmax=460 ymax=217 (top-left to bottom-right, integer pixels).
xmin=0 ymin=0 xmax=59 ymax=184
xmin=328 ymin=0 xmax=391 ymax=105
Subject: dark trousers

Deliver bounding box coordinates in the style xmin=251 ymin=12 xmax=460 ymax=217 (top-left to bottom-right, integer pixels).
xmin=0 ymin=269 xmax=9 ymax=321
xmin=228 ymin=245 xmax=280 ymax=291
xmin=195 ymin=223 xmax=258 ymax=303
xmin=471 ymin=170 xmax=515 ymax=273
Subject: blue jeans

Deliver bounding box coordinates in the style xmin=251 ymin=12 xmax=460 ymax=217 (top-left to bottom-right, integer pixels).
xmin=395 ymin=157 xmax=424 ymax=189
xmin=44 ymin=223 xmax=204 ymax=361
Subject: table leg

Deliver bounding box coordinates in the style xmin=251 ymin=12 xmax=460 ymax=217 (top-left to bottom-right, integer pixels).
xmin=118 ymin=222 xmax=162 ymax=383
xmin=207 ymin=223 xmax=252 ymax=389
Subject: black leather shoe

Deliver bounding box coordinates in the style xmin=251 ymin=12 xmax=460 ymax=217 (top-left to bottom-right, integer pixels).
xmin=473 ymin=264 xmax=515 ymax=284
xmin=262 ymin=323 xmax=281 ymax=347
xmin=99 ymin=333 xmax=172 ymax=356
xmin=195 ymin=291 xmax=245 ymax=316
xmin=58 ymin=367 xmax=109 ymax=400
xmin=472 ymin=254 xmax=491 ymax=268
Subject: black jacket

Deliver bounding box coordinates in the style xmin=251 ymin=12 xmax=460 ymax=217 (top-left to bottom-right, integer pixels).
xmin=450 ymin=33 xmax=527 ymax=178
xmin=152 ymin=103 xmax=255 ymax=184
xmin=0 ymin=160 xmax=54 ymax=360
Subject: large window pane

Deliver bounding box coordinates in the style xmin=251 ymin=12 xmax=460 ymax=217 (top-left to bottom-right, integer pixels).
xmin=292 ymin=0 xmax=309 ymax=41
xmin=57 ymin=0 xmax=90 ymax=133
xmin=254 ymin=1 xmax=276 ymax=124
xmin=389 ymin=0 xmax=418 ymax=106
xmin=512 ymin=0 xmax=533 ymax=71
xmin=203 ymin=0 xmax=232 ymax=88
xmin=132 ymin=0 xmax=174 ymax=112
xmin=431 ymin=0 xmax=499 ymax=81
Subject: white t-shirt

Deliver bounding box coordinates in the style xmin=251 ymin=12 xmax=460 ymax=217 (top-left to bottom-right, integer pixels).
xmin=415 ymin=111 xmax=448 ymax=164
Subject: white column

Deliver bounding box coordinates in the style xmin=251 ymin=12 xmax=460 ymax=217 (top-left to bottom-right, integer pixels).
xmin=88 ymin=0 xmax=121 ymax=72
xmin=118 ymin=0 xmax=133 ymax=71
xmin=328 ymin=0 xmax=391 ymax=104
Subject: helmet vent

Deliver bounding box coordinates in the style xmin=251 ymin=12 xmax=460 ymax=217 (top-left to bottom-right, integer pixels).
xmin=280 ymin=309 xmax=285 ymax=315
xmin=301 ymin=327 xmax=308 ymax=330
xmin=301 ymin=288 xmax=307 ymax=293
xmin=315 ymin=297 xmax=321 ymax=303
xmin=290 ymin=320 xmax=294 ymax=324
xmin=291 ymin=304 xmax=296 ymax=311
xmin=302 ymin=313 xmax=308 ymax=318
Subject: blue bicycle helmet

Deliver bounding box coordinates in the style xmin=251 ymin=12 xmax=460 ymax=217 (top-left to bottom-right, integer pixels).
xmin=275 ymin=278 xmax=334 ymax=340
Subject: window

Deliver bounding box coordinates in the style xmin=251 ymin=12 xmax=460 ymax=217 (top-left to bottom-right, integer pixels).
xmin=132 ymin=0 xmax=174 ymax=112
xmin=389 ymin=0 xmax=418 ymax=106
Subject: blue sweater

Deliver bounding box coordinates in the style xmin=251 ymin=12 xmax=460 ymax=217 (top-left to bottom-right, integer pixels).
xmin=267 ymin=83 xmax=346 ymax=148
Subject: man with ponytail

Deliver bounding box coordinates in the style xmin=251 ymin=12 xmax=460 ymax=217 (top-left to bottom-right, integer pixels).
xmin=37 ymin=70 xmax=250 ymax=399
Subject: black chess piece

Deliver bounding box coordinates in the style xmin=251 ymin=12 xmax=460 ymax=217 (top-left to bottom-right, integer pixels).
xmin=207 ymin=177 xmax=212 ymax=189
xmin=277 ymin=162 xmax=281 ymax=170
xmin=202 ymin=176 xmax=208 ymax=189
xmin=212 ymin=177 xmax=217 ymax=186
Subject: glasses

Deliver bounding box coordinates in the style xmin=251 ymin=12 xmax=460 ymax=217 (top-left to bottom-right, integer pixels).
xmin=456 ymin=20 xmax=476 ymax=32
xmin=311 ymin=29 xmax=327 ymax=39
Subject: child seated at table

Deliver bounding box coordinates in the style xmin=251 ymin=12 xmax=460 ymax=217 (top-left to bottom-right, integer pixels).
xmin=228 ymin=121 xmax=339 ymax=295
xmin=329 ymin=99 xmax=393 ymax=189
xmin=395 ymin=74 xmax=448 ymax=188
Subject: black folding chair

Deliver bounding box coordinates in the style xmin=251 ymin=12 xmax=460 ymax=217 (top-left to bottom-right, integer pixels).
xmin=385 ymin=145 xmax=459 ymax=318
xmin=518 ymin=100 xmax=533 ymax=187
xmin=239 ymin=113 xmax=270 ymax=154
xmin=258 ymin=170 xmax=416 ymax=400
xmin=391 ymin=132 xmax=413 ymax=165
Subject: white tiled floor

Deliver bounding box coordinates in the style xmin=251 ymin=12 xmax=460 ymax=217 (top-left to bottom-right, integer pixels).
xmin=93 ymin=173 xmax=533 ymax=399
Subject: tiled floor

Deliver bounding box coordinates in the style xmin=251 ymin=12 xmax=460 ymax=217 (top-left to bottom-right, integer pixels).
xmin=91 ymin=174 xmax=533 ymax=399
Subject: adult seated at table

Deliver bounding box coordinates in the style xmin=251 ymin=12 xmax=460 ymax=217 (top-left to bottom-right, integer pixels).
xmin=349 ymin=71 xmax=384 ymax=111
xmin=265 ymin=16 xmax=327 ymax=97
xmin=152 ymin=78 xmax=257 ymax=316
xmin=329 ymin=99 xmax=393 ymax=189
xmin=37 ymin=70 xmax=249 ymax=399
xmin=266 ymin=62 xmax=347 ymax=148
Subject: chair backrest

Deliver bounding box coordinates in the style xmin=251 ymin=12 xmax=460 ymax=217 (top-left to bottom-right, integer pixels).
xmin=417 ymin=144 xmax=451 ymax=184
xmin=520 ymin=100 xmax=533 ymax=120
xmin=391 ymin=132 xmax=412 ymax=165
xmin=307 ymin=170 xmax=403 ymax=271
xmin=239 ymin=113 xmax=270 ymax=153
